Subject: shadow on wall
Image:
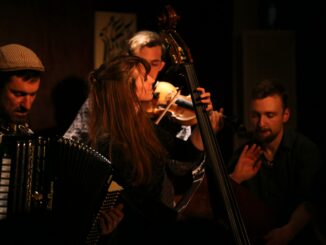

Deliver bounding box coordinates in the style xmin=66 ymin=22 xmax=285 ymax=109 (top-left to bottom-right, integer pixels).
xmin=38 ymin=76 xmax=88 ymax=137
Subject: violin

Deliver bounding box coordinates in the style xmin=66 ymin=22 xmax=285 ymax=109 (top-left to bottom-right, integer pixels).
xmin=144 ymin=81 xmax=197 ymax=126
xmin=145 ymin=81 xmax=246 ymax=133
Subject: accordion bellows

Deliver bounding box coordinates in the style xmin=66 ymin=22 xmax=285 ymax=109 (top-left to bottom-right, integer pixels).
xmin=0 ymin=135 xmax=120 ymax=244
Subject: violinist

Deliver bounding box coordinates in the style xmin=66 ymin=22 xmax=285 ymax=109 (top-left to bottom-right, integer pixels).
xmin=64 ymin=30 xmax=223 ymax=243
xmin=88 ymin=55 xmax=219 ymax=244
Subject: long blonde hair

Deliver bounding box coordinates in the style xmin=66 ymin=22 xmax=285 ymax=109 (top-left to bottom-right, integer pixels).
xmin=88 ymin=55 xmax=166 ymax=186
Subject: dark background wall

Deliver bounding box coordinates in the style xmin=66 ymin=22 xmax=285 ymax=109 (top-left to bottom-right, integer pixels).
xmin=1 ymin=0 xmax=325 ymax=161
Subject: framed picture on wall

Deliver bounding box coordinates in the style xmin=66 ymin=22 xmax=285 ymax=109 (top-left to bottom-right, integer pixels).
xmin=94 ymin=11 xmax=137 ymax=68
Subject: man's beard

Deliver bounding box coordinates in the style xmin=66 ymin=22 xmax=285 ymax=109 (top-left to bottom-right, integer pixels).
xmin=254 ymin=128 xmax=277 ymax=144
xmin=11 ymin=106 xmax=29 ymax=124
xmin=11 ymin=110 xmax=29 ymax=124
xmin=12 ymin=115 xmax=28 ymax=124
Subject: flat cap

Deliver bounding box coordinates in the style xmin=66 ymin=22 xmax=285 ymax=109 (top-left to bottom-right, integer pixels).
xmin=0 ymin=44 xmax=45 ymax=72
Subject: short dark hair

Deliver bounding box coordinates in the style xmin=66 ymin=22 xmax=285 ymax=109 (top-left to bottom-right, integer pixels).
xmin=0 ymin=70 xmax=42 ymax=89
xmin=251 ymin=79 xmax=288 ymax=109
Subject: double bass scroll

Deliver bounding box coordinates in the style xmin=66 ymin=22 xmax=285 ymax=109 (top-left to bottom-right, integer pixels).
xmin=158 ymin=5 xmax=251 ymax=245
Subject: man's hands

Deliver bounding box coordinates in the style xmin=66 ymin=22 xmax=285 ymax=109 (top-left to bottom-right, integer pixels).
xmin=230 ymin=144 xmax=262 ymax=184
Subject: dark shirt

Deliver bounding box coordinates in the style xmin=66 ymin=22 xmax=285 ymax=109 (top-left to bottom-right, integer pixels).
xmin=96 ymin=123 xmax=204 ymax=245
xmin=97 ymin=123 xmax=203 ymax=209
xmin=309 ymin=159 xmax=326 ymax=243
xmin=229 ymin=128 xmax=322 ymax=219
xmin=64 ymin=100 xmax=206 ymax=244
xmin=228 ymin=128 xmax=323 ymax=243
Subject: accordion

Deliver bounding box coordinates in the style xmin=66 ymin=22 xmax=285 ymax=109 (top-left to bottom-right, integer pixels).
xmin=0 ymin=134 xmax=122 ymax=244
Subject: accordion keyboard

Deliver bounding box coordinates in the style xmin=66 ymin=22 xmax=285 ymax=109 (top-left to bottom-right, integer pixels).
xmin=0 ymin=135 xmax=121 ymax=244
xmin=0 ymin=152 xmax=11 ymax=219
xmin=86 ymin=180 xmax=123 ymax=244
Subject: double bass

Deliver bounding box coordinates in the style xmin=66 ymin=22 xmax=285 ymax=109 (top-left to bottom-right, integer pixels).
xmin=157 ymin=5 xmax=277 ymax=245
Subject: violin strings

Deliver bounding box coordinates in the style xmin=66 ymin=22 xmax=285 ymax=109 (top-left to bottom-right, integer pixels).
xmin=154 ymin=89 xmax=181 ymax=125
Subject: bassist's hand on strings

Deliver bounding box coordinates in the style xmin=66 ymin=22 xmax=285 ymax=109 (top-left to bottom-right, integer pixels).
xmin=195 ymin=87 xmax=224 ymax=133
xmin=190 ymin=87 xmax=223 ymax=150
xmin=210 ymin=108 xmax=224 ymax=133
xmin=196 ymin=87 xmax=213 ymax=112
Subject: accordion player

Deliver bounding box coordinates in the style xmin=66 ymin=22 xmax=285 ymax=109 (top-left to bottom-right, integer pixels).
xmin=0 ymin=134 xmax=121 ymax=244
